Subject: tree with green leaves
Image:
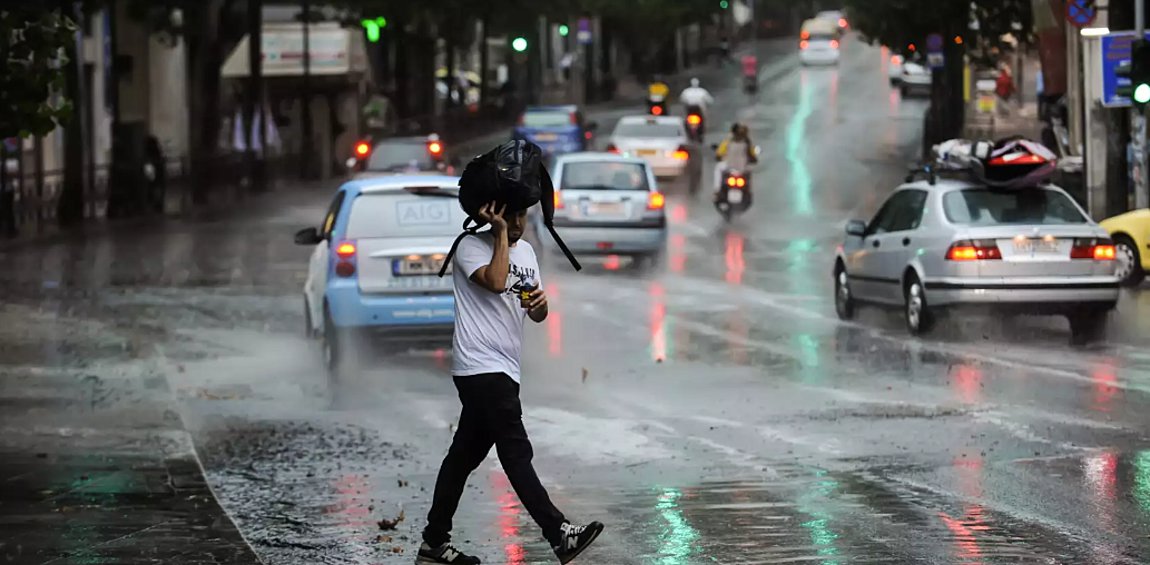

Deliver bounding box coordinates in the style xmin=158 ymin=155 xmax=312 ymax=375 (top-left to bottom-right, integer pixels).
xmin=0 ymin=8 xmax=79 ymax=139
xmin=844 ymin=0 xmax=1033 ymax=145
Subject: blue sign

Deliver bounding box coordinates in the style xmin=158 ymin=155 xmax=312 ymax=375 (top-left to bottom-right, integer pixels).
xmin=926 ymin=33 xmax=944 ymax=70
xmin=1101 ymin=32 xmax=1150 ymax=107
xmin=577 ymin=17 xmax=592 ymax=45
xmin=1066 ymin=0 xmax=1098 ymax=28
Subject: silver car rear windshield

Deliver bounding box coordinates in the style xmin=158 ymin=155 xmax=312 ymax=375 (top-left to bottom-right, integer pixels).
xmin=614 ymin=123 xmax=682 ymax=138
xmin=943 ymin=188 xmax=1087 ymax=226
xmin=561 ymin=162 xmax=650 ymax=191
xmin=345 ymin=191 xmax=461 ymax=239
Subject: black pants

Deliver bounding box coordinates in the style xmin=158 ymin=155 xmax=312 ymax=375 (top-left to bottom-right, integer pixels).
xmin=423 ymin=373 xmax=566 ymax=547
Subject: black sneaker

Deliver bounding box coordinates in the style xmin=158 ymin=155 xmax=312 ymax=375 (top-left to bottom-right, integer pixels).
xmin=415 ymin=542 xmax=481 ymax=564
xmin=552 ymin=521 xmax=604 ymax=564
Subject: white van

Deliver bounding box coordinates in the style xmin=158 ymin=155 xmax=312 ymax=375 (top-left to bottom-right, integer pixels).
xmin=800 ymin=18 xmax=841 ymax=66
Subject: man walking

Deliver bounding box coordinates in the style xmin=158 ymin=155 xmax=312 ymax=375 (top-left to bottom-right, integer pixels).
xmin=417 ymin=201 xmax=604 ymax=564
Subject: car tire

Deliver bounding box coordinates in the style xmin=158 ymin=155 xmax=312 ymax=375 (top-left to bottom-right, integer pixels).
xmin=904 ymin=274 xmax=935 ymax=335
xmin=834 ymin=266 xmax=856 ymax=321
xmin=304 ymin=298 xmax=314 ymax=339
xmin=1068 ymin=308 xmax=1109 ymax=345
xmin=1114 ymin=235 xmax=1146 ymax=287
xmin=900 ymin=84 xmax=909 ymax=97
xmin=322 ymin=305 xmax=356 ymax=378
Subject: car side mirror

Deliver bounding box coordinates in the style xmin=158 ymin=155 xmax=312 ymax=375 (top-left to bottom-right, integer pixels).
xmin=845 ymin=220 xmax=867 ymax=237
xmin=294 ymin=227 xmax=323 ymax=245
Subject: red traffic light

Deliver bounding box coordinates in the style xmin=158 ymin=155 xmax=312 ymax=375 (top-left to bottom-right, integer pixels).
xmin=354 ymin=142 xmax=370 ymax=157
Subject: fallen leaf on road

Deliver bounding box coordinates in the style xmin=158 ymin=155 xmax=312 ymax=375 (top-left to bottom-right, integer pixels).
xmin=391 ymin=546 xmax=404 ymax=554
xmin=581 ymin=368 xmax=589 ymax=382
xmin=377 ymin=508 xmax=405 ymax=530
xmin=376 ymin=535 xmax=392 ymax=543
xmin=398 ymin=479 xmax=408 ymax=487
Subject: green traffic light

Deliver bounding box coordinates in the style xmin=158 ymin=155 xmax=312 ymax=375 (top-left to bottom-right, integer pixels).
xmin=1136 ymin=83 xmax=1150 ymax=104
xmin=720 ymin=0 xmax=729 ymax=8
xmin=559 ymin=24 xmax=569 ymax=37
xmin=361 ymin=17 xmax=387 ymax=43
xmin=512 ymin=37 xmax=528 ymax=52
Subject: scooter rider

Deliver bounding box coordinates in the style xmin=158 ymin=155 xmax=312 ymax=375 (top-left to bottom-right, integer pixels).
xmin=648 ymin=75 xmax=670 ymax=103
xmin=714 ymin=123 xmax=758 ymax=203
xmin=679 ymin=77 xmax=715 ymax=114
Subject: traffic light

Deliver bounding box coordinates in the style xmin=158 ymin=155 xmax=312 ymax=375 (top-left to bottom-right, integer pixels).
xmin=361 ymin=17 xmax=387 ymax=43
xmin=1134 ymin=39 xmax=1150 ymax=107
xmin=512 ymin=36 xmax=528 ymax=52
xmin=559 ymin=24 xmax=569 ymax=37
xmin=719 ymin=0 xmax=729 ymax=8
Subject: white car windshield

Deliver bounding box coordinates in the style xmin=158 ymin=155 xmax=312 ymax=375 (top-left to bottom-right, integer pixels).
xmin=366 ymin=142 xmax=433 ymax=171
xmin=561 ymin=162 xmax=650 ymax=191
xmin=943 ymin=188 xmax=1088 ymax=226
xmin=614 ymin=122 xmax=683 ymax=138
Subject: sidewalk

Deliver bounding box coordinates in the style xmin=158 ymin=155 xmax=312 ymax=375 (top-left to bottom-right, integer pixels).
xmin=0 ymin=303 xmax=262 ymax=564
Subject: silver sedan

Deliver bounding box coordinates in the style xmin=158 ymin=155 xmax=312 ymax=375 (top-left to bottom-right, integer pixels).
xmin=535 ymin=153 xmax=666 ymax=262
xmin=833 ymin=178 xmax=1120 ymax=342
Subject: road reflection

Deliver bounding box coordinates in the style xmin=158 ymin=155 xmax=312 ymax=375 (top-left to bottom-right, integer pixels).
xmin=788 ymin=71 xmax=815 ymax=217
xmin=650 ymin=281 xmax=668 ymax=362
xmin=491 ymin=471 xmax=527 ymax=565
xmin=546 ymin=283 xmax=563 ymax=357
xmin=938 ymin=455 xmax=986 ymax=564
xmin=950 ymin=363 xmax=982 ymax=405
xmin=724 ymin=231 xmax=745 ymax=285
xmin=654 ymin=487 xmax=700 ymax=564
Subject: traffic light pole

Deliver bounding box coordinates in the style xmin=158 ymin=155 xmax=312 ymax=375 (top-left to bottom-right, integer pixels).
xmin=1137 ymin=0 xmax=1148 ymax=209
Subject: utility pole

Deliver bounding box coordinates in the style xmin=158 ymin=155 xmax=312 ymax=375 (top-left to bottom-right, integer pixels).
xmin=1136 ymin=0 xmax=1149 ymax=209
xmin=300 ymin=0 xmax=314 ymax=179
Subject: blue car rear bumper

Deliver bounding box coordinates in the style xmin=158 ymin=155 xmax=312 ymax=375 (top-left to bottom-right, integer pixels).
xmin=326 ymin=282 xmax=454 ymax=330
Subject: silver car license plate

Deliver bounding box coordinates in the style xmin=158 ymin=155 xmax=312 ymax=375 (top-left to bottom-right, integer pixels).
xmin=587 ymin=202 xmax=625 ymax=216
xmin=1012 ymin=239 xmax=1060 ymax=254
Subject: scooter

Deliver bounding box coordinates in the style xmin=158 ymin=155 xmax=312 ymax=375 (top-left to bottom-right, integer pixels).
xmin=743 ymin=74 xmax=758 ymax=94
xmin=685 ymin=104 xmax=705 ymax=143
xmin=715 ymin=169 xmax=752 ymax=222
xmin=647 ymin=96 xmax=668 ymax=116
xmin=711 ymin=144 xmax=761 ymax=222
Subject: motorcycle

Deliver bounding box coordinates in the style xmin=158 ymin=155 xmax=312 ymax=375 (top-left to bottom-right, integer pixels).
xmin=712 ymin=144 xmax=761 ymax=222
xmin=743 ymin=74 xmax=758 ymax=94
xmin=685 ymin=104 xmax=705 ymax=143
xmin=647 ymin=96 xmax=668 ymax=116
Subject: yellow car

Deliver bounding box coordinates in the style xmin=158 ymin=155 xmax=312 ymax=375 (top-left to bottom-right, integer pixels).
xmin=1099 ymin=208 xmax=1150 ymax=286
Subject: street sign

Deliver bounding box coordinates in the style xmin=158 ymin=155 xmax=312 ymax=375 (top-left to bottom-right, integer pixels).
xmin=1101 ymin=32 xmax=1150 ymax=108
xmin=926 ymin=33 xmax=945 ymax=69
xmin=577 ymin=18 xmax=592 ymax=45
xmin=1066 ymin=0 xmax=1098 ymax=29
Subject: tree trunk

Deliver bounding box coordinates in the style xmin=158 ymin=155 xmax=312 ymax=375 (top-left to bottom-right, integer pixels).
xmin=479 ymin=14 xmax=489 ymax=111
xmin=187 ymin=0 xmax=227 ymax=206
xmin=58 ymin=2 xmax=86 ymax=227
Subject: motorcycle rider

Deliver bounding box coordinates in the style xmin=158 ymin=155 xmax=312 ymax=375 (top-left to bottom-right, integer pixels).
xmin=714 ymin=123 xmax=758 ymax=204
xmin=679 ymin=77 xmax=715 ymax=113
xmin=679 ymin=78 xmax=715 ymax=138
xmin=741 ymin=54 xmax=759 ymax=92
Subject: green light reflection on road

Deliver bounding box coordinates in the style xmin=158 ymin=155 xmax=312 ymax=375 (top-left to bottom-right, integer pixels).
xmin=786 ymin=72 xmax=815 ymax=217
xmin=797 ymin=470 xmax=842 ymax=564
xmin=655 ymin=487 xmax=700 ymax=564
xmin=1134 ymin=451 xmax=1150 ymax=512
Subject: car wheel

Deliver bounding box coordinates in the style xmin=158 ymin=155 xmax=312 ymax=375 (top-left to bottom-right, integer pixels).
xmin=322 ymin=305 xmax=356 ymax=378
xmin=834 ymin=266 xmax=856 ymax=320
xmin=1068 ymin=308 xmax=1109 ymax=345
xmin=304 ymin=298 xmax=314 ymax=339
xmin=904 ymin=275 xmax=935 ymax=335
xmin=1114 ymin=235 xmax=1146 ymax=287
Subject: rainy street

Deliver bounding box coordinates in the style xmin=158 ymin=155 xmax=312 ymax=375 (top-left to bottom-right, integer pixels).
xmin=6 ymin=37 xmax=1150 ymax=565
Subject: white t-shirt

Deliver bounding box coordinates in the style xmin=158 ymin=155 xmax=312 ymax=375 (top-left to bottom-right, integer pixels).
xmin=451 ymin=232 xmax=541 ymax=383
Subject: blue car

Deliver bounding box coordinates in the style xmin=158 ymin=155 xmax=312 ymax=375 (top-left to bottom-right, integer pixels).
xmin=512 ymin=105 xmax=598 ymax=156
xmin=294 ymin=175 xmax=466 ymax=374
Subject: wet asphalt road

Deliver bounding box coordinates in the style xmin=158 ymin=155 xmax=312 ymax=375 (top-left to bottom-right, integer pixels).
xmin=6 ymin=36 xmax=1150 ymax=564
